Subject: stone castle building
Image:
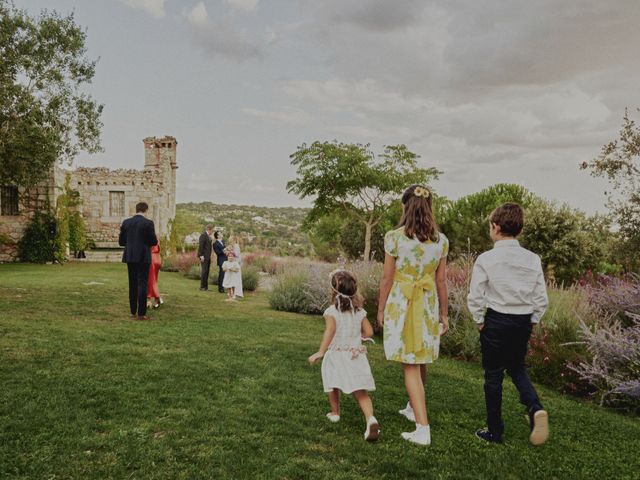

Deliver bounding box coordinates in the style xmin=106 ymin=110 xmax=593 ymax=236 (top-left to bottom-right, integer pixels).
xmin=0 ymin=136 xmax=177 ymax=261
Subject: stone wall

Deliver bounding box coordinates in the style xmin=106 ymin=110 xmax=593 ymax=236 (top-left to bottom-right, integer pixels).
xmin=0 ymin=136 xmax=177 ymax=261
xmin=0 ymin=167 xmax=63 ymax=262
xmin=69 ymin=136 xmax=177 ymax=247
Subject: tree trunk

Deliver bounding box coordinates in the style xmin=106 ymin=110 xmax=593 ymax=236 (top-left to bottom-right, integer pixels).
xmin=364 ymin=221 xmax=373 ymax=261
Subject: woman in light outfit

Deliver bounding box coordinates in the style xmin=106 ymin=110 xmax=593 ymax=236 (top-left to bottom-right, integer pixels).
xmin=228 ymin=235 xmax=243 ymax=298
xmin=378 ymin=185 xmax=449 ymax=446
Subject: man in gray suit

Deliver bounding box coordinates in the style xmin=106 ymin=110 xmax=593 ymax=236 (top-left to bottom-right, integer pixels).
xmin=197 ymin=224 xmax=214 ymax=291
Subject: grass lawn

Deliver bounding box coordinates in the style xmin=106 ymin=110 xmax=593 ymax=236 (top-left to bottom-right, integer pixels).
xmin=1 ymin=263 xmax=639 ymax=479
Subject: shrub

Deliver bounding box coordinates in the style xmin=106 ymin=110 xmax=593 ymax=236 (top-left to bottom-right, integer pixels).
xmin=174 ymin=253 xmax=199 ymax=275
xmin=186 ymin=264 xmax=201 ymax=280
xmin=17 ymin=211 xmax=59 ymax=263
xmin=160 ymin=256 xmax=180 ymax=272
xmin=268 ymin=261 xmax=382 ymax=317
xmin=578 ymin=273 xmax=640 ymax=324
xmin=306 ymin=213 xmax=343 ymax=262
xmin=570 ymin=313 xmax=640 ymax=411
xmin=349 ymin=261 xmax=383 ymax=323
xmin=242 ymin=266 xmax=259 ymax=292
xmin=438 ymin=184 xmax=535 ymax=258
xmin=441 ymin=256 xmax=482 ymax=360
xmin=520 ymin=200 xmax=611 ymax=285
xmin=269 ymin=271 xmax=319 ymax=314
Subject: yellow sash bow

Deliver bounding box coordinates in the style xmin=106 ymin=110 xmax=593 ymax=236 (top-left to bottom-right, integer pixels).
xmin=394 ymin=271 xmax=436 ymax=357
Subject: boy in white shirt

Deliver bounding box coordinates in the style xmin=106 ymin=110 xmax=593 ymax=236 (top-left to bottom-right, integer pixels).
xmin=467 ymin=203 xmax=549 ymax=446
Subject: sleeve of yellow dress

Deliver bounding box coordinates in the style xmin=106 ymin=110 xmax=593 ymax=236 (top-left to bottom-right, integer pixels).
xmin=384 ymin=230 xmax=398 ymax=257
xmin=441 ymin=234 xmax=449 ymax=258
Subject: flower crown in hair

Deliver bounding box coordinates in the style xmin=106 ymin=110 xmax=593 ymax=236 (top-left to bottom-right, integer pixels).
xmin=329 ymin=268 xmax=355 ymax=298
xmin=414 ymin=186 xmax=430 ymax=198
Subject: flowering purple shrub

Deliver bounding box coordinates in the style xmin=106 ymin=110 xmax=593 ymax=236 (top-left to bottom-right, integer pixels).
xmin=578 ymin=273 xmax=640 ymax=325
xmin=570 ymin=313 xmax=640 ymax=411
xmin=268 ymin=260 xmax=382 ymax=318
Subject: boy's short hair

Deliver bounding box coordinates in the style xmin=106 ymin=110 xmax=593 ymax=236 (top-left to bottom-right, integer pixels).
xmin=214 ymin=231 xmax=220 ymax=239
xmin=490 ymin=203 xmax=524 ymax=237
xmin=135 ymin=202 xmax=149 ymax=213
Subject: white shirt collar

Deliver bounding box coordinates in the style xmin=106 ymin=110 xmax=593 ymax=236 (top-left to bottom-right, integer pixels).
xmin=494 ymin=239 xmax=520 ymax=248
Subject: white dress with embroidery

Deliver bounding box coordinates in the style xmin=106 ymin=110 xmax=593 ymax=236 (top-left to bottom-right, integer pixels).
xmin=321 ymin=305 xmax=376 ymax=394
xmin=222 ymin=260 xmax=242 ymax=291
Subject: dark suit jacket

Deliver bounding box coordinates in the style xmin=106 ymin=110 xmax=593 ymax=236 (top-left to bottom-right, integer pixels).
xmin=213 ymin=240 xmax=228 ymax=266
xmin=119 ymin=214 xmax=158 ymax=264
xmin=197 ymin=232 xmax=213 ymax=259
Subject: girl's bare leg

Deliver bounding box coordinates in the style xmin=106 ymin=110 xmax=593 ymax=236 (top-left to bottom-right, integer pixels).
xmin=352 ymin=390 xmax=374 ymax=419
xmin=403 ymin=364 xmax=429 ymax=425
xmin=328 ymin=389 xmax=340 ymax=415
xmin=420 ymin=364 xmax=427 ymax=384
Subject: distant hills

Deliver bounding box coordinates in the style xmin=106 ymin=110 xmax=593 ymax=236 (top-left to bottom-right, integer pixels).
xmin=174 ymin=202 xmax=312 ymax=256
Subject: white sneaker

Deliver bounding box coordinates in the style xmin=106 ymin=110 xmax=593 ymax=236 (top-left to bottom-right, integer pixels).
xmin=399 ymin=401 xmax=416 ymax=422
xmin=402 ymin=424 xmax=431 ymax=446
xmin=364 ymin=416 xmax=380 ymax=442
xmin=326 ymin=413 xmax=340 ymax=423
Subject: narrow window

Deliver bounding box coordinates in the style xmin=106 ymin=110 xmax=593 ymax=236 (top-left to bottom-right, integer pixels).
xmin=109 ymin=191 xmax=125 ymax=217
xmin=1 ymin=186 xmax=19 ymax=215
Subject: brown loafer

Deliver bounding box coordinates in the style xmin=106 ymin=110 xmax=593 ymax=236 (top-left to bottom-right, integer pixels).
xmin=137 ymin=315 xmax=151 ymax=321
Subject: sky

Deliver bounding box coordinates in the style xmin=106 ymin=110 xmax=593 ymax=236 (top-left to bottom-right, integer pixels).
xmin=13 ymin=0 xmax=640 ymax=212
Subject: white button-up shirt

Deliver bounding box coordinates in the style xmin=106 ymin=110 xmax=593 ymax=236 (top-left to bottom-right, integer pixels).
xmin=467 ymin=239 xmax=548 ymax=324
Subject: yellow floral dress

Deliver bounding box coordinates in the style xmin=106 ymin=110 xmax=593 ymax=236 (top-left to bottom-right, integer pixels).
xmin=383 ymin=227 xmax=449 ymax=364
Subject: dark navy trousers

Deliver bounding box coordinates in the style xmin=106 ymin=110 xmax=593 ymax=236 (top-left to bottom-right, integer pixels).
xmin=480 ymin=308 xmax=543 ymax=436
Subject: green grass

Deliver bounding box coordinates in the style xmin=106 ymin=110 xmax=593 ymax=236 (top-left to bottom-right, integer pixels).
xmin=1 ymin=263 xmax=639 ymax=479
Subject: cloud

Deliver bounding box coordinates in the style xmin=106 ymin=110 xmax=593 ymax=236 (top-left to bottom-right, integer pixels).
xmin=118 ymin=0 xmax=165 ymax=18
xmin=241 ymin=107 xmax=310 ymax=125
xmin=185 ymin=1 xmax=208 ymax=25
xmin=225 ymin=0 xmax=260 ymax=13
xmin=328 ymin=0 xmax=427 ymax=32
xmin=184 ymin=1 xmax=265 ymax=61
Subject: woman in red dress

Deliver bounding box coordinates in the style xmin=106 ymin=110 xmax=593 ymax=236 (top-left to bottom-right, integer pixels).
xmin=147 ymin=240 xmax=163 ymax=308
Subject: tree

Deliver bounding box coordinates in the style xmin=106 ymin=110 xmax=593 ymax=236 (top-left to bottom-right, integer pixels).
xmin=520 ymin=199 xmax=611 ymax=284
xmin=0 ymin=1 xmax=103 ymax=188
xmin=305 ymin=213 xmax=343 ymax=262
xmin=287 ymin=141 xmax=440 ymax=261
xmin=581 ymin=108 xmax=640 ymax=269
xmin=56 ymin=172 xmax=87 ymax=259
xmin=438 ymin=183 xmax=535 ymax=258
xmin=340 ymin=200 xmax=402 ymax=261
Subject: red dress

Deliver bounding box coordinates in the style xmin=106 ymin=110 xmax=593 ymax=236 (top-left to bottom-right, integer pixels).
xmin=147 ymin=242 xmax=161 ymax=299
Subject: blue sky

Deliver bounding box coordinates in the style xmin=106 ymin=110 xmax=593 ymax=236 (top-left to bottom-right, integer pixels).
xmin=14 ymin=0 xmax=640 ymax=211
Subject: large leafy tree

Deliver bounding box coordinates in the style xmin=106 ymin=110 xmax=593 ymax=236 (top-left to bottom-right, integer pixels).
xmin=287 ymin=141 xmax=440 ymax=261
xmin=581 ymin=109 xmax=640 ymax=267
xmin=438 ymin=183 xmax=535 ymax=258
xmin=0 ymin=1 xmax=103 ymax=188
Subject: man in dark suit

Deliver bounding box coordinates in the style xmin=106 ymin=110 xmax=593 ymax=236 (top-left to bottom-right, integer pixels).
xmin=119 ymin=202 xmax=158 ymax=320
xmin=197 ymin=224 xmax=214 ymax=291
xmin=213 ymin=231 xmax=228 ymax=293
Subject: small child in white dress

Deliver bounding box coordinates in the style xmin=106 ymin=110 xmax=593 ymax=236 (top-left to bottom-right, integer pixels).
xmin=308 ymin=270 xmax=379 ymax=441
xmin=222 ymin=251 xmax=241 ymax=301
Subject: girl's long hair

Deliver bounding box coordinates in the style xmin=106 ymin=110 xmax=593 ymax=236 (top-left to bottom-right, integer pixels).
xmin=331 ymin=270 xmax=364 ymax=313
xmin=398 ymin=185 xmax=440 ymax=243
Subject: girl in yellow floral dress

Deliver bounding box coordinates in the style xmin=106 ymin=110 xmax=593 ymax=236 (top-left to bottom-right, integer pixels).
xmin=377 ymin=185 xmax=449 ymax=446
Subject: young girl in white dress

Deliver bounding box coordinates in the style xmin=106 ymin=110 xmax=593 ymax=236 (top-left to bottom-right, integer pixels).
xmin=222 ymin=250 xmax=242 ymax=301
xmin=308 ymin=270 xmax=380 ymax=441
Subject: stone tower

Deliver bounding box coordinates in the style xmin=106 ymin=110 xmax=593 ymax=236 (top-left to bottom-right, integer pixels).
xmin=143 ymin=136 xmax=178 ymax=230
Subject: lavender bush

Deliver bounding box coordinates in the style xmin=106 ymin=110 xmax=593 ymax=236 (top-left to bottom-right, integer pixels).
xmin=579 ymin=273 xmax=640 ymax=324
xmin=268 ymin=261 xmax=381 ymax=317
xmin=570 ymin=313 xmax=640 ymax=411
